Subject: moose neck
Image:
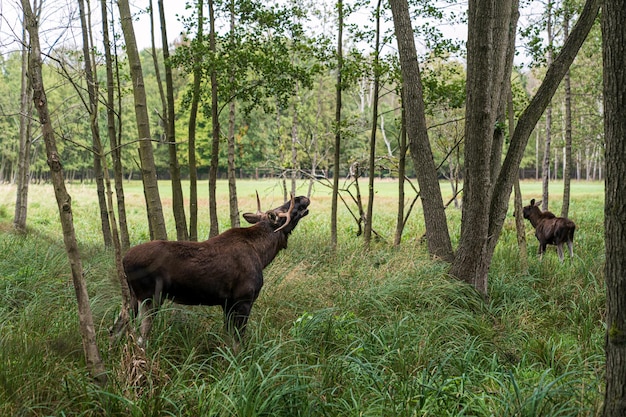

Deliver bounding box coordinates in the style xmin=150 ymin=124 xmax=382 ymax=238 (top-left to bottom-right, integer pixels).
xmin=527 ymin=208 xmax=543 ymax=228
xmin=249 ymin=222 xmax=290 ymax=267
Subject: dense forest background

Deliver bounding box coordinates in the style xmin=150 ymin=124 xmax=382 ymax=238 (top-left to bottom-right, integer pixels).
xmin=0 ymin=0 xmax=603 ymax=185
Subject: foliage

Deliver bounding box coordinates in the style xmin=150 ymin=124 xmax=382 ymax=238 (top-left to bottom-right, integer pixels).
xmin=0 ymin=0 xmax=602 ymax=186
xmin=0 ymin=180 xmax=605 ymax=416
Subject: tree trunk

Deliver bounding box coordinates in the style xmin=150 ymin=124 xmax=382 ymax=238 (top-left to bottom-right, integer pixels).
xmin=364 ymin=0 xmax=382 ymax=247
xmin=22 ymin=0 xmax=106 ymax=384
xmin=510 ymin=86 xmax=527 ymax=273
xmin=227 ymin=0 xmax=240 ymax=229
xmin=541 ymin=0 xmax=554 ymax=212
xmin=602 ymin=0 xmax=626 ymax=414
xmin=158 ymin=0 xmax=188 ymax=241
xmin=290 ymin=83 xmax=299 ymax=196
xmin=561 ymin=8 xmax=572 ymax=218
xmin=389 ymin=0 xmax=454 ymax=262
xmin=13 ymin=18 xmax=31 ymax=233
xmin=449 ymin=0 xmax=507 ymax=294
xmin=394 ymin=90 xmax=407 ymax=246
xmin=330 ymin=0 xmax=343 ymax=250
xmin=100 ymin=0 xmax=131 ymax=253
xmin=78 ymin=0 xmax=112 ymax=249
xmin=227 ymin=99 xmax=240 ymax=228
xmin=118 ymin=0 xmax=167 ymax=241
xmin=188 ymin=0 xmax=203 ymax=241
xmin=307 ymin=76 xmax=323 ymax=198
xmin=535 ymin=130 xmax=540 ymax=179
xmin=208 ymin=0 xmax=220 ymax=238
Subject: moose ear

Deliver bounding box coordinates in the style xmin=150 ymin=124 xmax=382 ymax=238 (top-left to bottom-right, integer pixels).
xmin=535 ymin=200 xmax=542 ymax=207
xmin=530 ymin=198 xmax=535 ymax=206
xmin=243 ymin=213 xmax=262 ymax=224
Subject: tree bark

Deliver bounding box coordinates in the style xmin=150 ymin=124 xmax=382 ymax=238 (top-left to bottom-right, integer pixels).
xmin=22 ymin=0 xmax=106 ymax=384
xmin=394 ymin=89 xmax=407 ymax=246
xmin=561 ymin=8 xmax=572 ymax=219
xmin=389 ymin=0 xmax=454 ymax=262
xmin=13 ymin=17 xmax=31 ymax=233
xmin=330 ymin=0 xmax=343 ymax=250
xmin=290 ymin=83 xmax=299 ymax=196
xmin=208 ymin=0 xmax=220 ymax=238
xmin=364 ymin=0 xmax=382 ymax=247
xmin=98 ymin=0 xmax=133 ymax=333
xmin=158 ymin=0 xmax=188 ymax=241
xmin=449 ymin=0 xmax=503 ymax=294
xmin=118 ymin=0 xmax=167 ymax=241
xmin=78 ymin=0 xmax=112 ymax=249
xmin=100 ymin=0 xmax=131 ymax=253
xmin=509 ymin=85 xmax=527 ymax=273
xmin=227 ymin=0 xmax=240 ymax=229
xmin=602 ymin=0 xmax=626 ymax=414
xmin=541 ymin=0 xmax=554 ymax=212
xmin=188 ymin=0 xmax=203 ymax=241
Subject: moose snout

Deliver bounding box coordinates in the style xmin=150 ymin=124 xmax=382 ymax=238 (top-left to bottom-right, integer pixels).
xmin=297 ymin=196 xmax=311 ymax=217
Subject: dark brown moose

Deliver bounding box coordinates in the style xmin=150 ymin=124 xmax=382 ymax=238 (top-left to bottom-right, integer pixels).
xmin=522 ymin=198 xmax=575 ymax=261
xmin=121 ymin=193 xmax=310 ymax=347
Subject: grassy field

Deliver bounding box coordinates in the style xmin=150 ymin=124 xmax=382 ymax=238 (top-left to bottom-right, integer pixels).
xmin=0 ymin=179 xmax=605 ymax=416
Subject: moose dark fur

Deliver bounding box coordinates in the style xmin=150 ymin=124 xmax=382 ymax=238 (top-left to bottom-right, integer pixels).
xmin=121 ymin=194 xmax=310 ymax=346
xmin=522 ymin=198 xmax=575 ymax=261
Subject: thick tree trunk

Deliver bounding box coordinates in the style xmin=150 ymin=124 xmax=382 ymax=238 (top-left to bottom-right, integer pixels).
xmin=13 ymin=20 xmax=31 ymax=233
xmin=449 ymin=0 xmax=515 ymax=294
xmin=602 ymin=1 xmax=626 ymax=414
xmin=389 ymin=0 xmax=453 ymax=262
xmin=158 ymin=0 xmax=188 ymax=241
xmin=118 ymin=0 xmax=167 ymax=241
xmin=22 ymin=0 xmax=106 ymax=384
xmin=489 ymin=0 xmax=518 ymax=186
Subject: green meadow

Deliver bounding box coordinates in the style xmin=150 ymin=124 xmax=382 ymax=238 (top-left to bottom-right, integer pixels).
xmin=0 ymin=179 xmax=605 ymax=416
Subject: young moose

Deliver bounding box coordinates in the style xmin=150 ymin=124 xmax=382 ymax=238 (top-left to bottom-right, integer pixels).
xmin=522 ymin=198 xmax=576 ymax=261
xmin=121 ymin=194 xmax=310 ymax=346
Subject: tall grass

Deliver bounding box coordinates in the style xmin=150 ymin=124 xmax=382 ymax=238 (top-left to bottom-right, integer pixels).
xmin=0 ymin=180 xmax=605 ymax=416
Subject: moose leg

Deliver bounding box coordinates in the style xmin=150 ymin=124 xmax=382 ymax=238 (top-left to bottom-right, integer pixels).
xmin=137 ymin=299 xmax=156 ymax=347
xmin=567 ymin=240 xmax=574 ymax=258
xmin=538 ymin=242 xmax=547 ymax=260
xmin=556 ymin=243 xmax=564 ymax=262
xmin=223 ymin=300 xmax=252 ymax=353
xmin=135 ymin=278 xmax=164 ymax=346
